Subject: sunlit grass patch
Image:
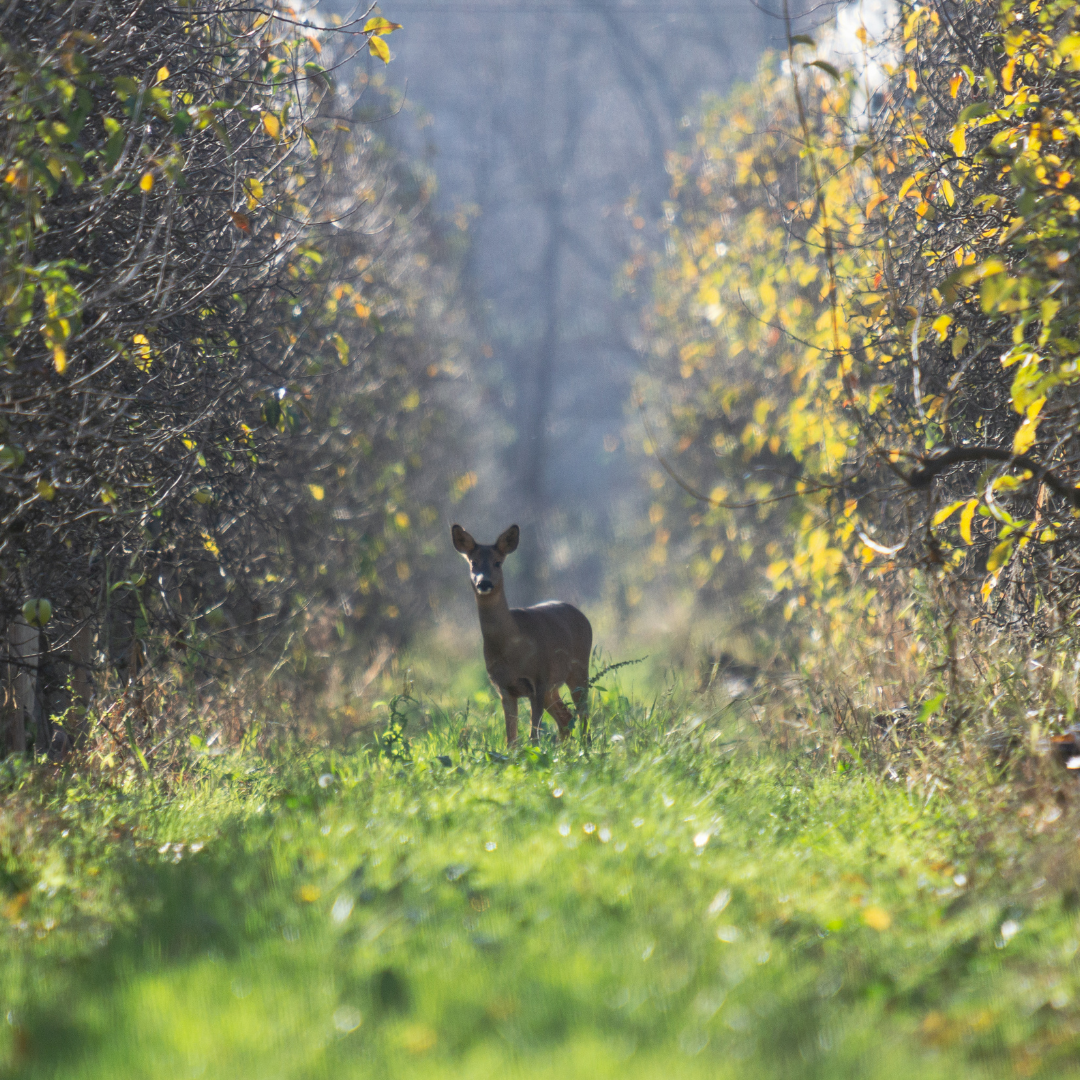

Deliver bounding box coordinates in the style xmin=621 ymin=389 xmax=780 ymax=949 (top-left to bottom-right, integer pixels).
xmin=2 ymin=681 xmax=1080 ymax=1078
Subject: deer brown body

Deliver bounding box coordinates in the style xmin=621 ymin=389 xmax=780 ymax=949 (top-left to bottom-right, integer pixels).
xmin=452 ymin=523 xmax=591 ymax=746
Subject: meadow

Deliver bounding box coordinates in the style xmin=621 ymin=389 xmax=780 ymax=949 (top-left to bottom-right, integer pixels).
xmin=1 ymin=654 xmax=1078 ymax=1080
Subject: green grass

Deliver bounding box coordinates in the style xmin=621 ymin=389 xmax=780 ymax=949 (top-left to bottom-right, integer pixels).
xmin=1 ymin=684 xmax=1079 ymax=1079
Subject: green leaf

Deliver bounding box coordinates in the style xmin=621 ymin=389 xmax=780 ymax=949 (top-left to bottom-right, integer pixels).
xmin=918 ymin=692 xmax=946 ymax=723
xmin=808 ymin=60 xmax=842 ymax=81
xmin=789 ymin=34 xmax=815 ymax=46
xmin=102 ymin=117 xmax=124 ymax=168
xmin=113 ymin=76 xmax=139 ymax=101
xmin=958 ymin=102 xmax=992 ymax=122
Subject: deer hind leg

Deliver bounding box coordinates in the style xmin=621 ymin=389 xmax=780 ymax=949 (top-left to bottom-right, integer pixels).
xmin=544 ymin=687 xmax=575 ymax=742
xmin=568 ymin=659 xmax=590 ymax=742
xmin=500 ymin=691 xmax=520 ymax=748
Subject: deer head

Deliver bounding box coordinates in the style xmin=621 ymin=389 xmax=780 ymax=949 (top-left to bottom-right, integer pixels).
xmin=451 ymin=523 xmax=519 ymax=597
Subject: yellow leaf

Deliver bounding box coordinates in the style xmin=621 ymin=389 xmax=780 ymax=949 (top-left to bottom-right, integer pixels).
xmin=332 ymin=333 xmax=349 ymax=365
xmin=132 ymin=333 xmax=152 ymax=372
xmin=367 ymin=34 xmax=391 ymax=63
xmin=986 ymin=538 xmax=1014 ymax=574
xmin=309 ymin=484 xmax=325 ymax=501
xmin=940 ymin=178 xmax=955 ymax=207
xmin=766 ymin=560 xmax=789 ymax=582
xmin=4 ymin=165 xmax=28 ymax=190
xmin=353 ymin=300 xmax=370 ymax=319
xmin=949 ymin=72 xmax=962 ymax=98
xmin=53 ymin=345 xmax=67 ymax=374
xmin=906 ymin=69 xmax=917 ymax=92
xmin=949 ymin=124 xmax=967 ymax=157
xmin=1001 ymin=58 xmax=1016 ymax=91
xmin=139 ymin=171 xmax=154 ymax=192
xmin=402 ymin=389 xmax=420 ymax=411
xmin=244 ymin=177 xmax=264 ymax=209
xmin=394 ymin=511 xmax=410 ymax=529
xmin=363 ymin=16 xmax=402 ymax=33
xmin=932 ymin=314 xmax=953 ymax=342
xmin=36 ymin=479 xmax=56 ymax=501
xmin=959 ymin=499 xmax=978 ymax=544
xmin=262 ymin=112 xmax=281 ymax=139
xmin=157 ymin=66 xmax=169 ymax=83
xmin=1013 ymin=397 xmax=1044 ymax=455
xmin=865 ymin=191 xmax=888 ymax=217
xmin=863 ymin=906 xmax=891 ymax=931
xmin=981 ymin=573 xmax=999 ymax=602
xmin=932 ymin=500 xmax=966 ymax=526
xmin=200 ymin=530 xmax=220 ymax=556
xmin=299 ymin=884 xmax=321 ymax=903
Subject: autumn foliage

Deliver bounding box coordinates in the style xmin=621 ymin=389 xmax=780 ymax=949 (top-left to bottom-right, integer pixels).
xmin=641 ymin=0 xmax=1080 ymax=641
xmin=0 ymin=1 xmax=471 ymax=730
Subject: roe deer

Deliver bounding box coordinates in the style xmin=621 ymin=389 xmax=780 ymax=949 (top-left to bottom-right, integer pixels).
xmin=451 ymin=523 xmax=591 ymax=747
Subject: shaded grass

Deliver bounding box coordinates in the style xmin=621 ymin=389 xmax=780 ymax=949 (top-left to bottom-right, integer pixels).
xmin=0 ymin=685 xmax=1079 ymax=1079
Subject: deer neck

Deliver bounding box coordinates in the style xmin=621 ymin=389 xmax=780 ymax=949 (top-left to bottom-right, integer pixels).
xmin=475 ymin=587 xmax=514 ymax=646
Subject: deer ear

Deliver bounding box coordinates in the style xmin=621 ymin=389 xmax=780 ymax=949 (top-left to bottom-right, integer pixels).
xmin=451 ymin=524 xmax=476 ymax=555
xmin=496 ymin=524 xmax=520 ymax=555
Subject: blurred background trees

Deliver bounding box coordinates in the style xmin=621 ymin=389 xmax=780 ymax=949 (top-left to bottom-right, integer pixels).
xmin=357 ymin=0 xmax=779 ymax=605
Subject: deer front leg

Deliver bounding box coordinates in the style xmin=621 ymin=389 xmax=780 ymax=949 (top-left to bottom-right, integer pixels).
xmin=529 ymin=690 xmax=546 ymax=744
xmin=500 ymin=690 xmax=519 ymax=748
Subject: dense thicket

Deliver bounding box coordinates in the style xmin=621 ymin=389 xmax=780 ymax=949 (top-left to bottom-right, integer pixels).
xmin=0 ymin=1 xmax=473 ymax=743
xmin=639 ymin=0 xmax=1080 ymax=643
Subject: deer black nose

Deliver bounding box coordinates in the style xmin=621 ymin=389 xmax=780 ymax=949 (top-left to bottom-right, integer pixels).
xmin=475 ymin=578 xmax=493 ymax=594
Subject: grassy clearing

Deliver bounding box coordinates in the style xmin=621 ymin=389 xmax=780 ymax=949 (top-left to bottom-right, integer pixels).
xmin=1 ymin=678 xmax=1079 ymax=1079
